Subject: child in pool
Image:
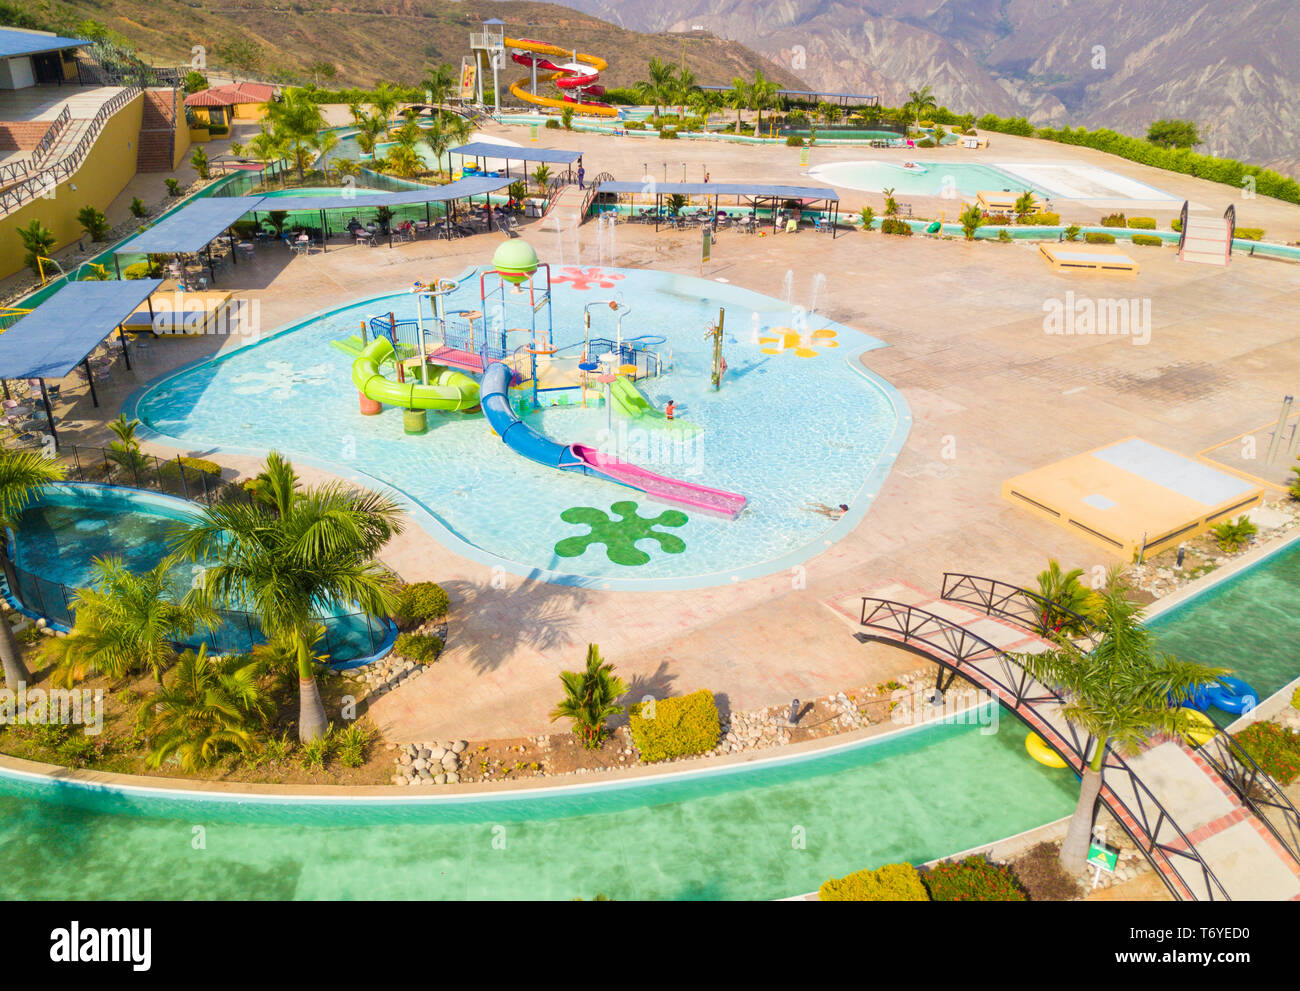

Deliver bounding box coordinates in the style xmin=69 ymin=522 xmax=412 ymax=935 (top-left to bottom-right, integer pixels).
xmin=665 ymin=399 xmax=676 ymax=420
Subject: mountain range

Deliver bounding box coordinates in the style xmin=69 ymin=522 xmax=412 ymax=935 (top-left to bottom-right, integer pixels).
xmin=552 ymin=0 xmax=1300 ymax=177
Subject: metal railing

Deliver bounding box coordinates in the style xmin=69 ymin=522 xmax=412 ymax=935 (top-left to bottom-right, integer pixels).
xmin=28 ymin=104 xmax=71 ymax=168
xmin=856 ymin=596 xmax=1232 ymax=901
xmin=0 ymin=84 xmax=143 ymax=216
xmin=941 ymin=570 xmax=1300 ymax=873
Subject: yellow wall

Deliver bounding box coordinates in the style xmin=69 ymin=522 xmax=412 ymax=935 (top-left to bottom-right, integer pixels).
xmin=0 ymin=92 xmax=145 ymax=281
xmin=172 ymin=112 xmax=191 ymax=168
xmin=232 ymin=102 xmax=267 ymax=121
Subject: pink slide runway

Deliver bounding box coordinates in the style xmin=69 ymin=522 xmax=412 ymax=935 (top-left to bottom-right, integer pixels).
xmin=570 ymin=445 xmax=747 ymax=518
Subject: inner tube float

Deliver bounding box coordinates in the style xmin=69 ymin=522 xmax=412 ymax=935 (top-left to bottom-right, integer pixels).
xmin=1025 ymin=731 xmax=1067 ymax=768
xmin=1178 ymin=707 xmax=1218 ymax=748
xmin=926 ymin=220 xmax=941 ymax=234
xmin=1204 ymin=676 xmax=1257 ymax=715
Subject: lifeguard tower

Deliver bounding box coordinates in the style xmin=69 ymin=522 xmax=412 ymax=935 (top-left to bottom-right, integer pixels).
xmin=468 ymin=18 xmax=506 ymax=112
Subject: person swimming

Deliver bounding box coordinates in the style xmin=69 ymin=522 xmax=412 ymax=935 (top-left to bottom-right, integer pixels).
xmin=665 ymin=399 xmax=676 ymax=420
xmin=804 ymin=502 xmax=849 ymax=519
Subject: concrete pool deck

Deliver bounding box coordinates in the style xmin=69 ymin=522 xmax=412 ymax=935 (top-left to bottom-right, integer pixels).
xmin=26 ymin=124 xmax=1300 ymax=745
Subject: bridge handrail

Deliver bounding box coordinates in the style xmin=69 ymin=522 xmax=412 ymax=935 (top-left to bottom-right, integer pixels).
xmin=940 ymin=571 xmax=1100 ymax=647
xmin=941 ymin=571 xmax=1300 ymax=870
xmin=857 ymin=596 xmax=1232 ymax=901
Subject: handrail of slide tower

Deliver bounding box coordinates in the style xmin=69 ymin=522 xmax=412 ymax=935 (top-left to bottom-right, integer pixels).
xmin=939 ymin=571 xmax=1300 ymax=871
xmin=855 ymin=596 xmax=1232 ymax=901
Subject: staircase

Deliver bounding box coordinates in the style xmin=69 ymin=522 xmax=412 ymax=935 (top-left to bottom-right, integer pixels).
xmin=1177 ymin=200 xmax=1233 ymax=267
xmin=136 ymin=87 xmax=178 ymax=173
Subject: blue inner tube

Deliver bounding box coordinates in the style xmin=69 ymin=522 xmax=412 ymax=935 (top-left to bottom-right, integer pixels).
xmin=1203 ymin=676 xmax=1258 ymax=715
xmin=1172 ymin=684 xmax=1216 ymax=711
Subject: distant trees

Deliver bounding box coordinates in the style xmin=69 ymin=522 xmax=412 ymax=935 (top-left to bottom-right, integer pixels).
xmin=1146 ymin=118 xmax=1200 ymax=149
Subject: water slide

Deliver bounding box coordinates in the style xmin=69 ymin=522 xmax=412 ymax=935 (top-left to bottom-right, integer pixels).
xmin=480 ymin=362 xmax=745 ymax=517
xmin=505 ymin=37 xmax=619 ymax=117
xmin=609 ymin=378 xmax=701 ymax=433
xmin=352 ymin=337 xmax=481 ymax=412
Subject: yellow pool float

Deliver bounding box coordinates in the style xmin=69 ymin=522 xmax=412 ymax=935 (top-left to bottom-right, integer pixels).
xmin=1179 ymin=708 xmax=1218 ymax=748
xmin=1025 ymin=731 xmax=1068 ymax=768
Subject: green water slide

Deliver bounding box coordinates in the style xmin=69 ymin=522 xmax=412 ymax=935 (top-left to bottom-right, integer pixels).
xmin=609 ymin=377 xmax=700 ymax=432
xmin=351 ymin=336 xmax=481 ymax=412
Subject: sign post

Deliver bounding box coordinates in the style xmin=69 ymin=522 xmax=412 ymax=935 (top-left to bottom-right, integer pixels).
xmin=700 ymin=226 xmax=711 ymax=275
xmin=1086 ymin=842 xmax=1118 ymax=890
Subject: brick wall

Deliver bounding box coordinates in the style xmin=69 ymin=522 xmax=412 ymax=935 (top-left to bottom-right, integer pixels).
xmin=136 ymin=88 xmax=178 ymax=172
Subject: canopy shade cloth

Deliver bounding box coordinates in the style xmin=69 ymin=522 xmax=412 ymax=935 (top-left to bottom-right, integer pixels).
xmin=597 ymin=181 xmax=838 ymax=201
xmin=251 ymin=176 xmax=512 ymax=212
xmin=114 ymin=177 xmax=516 ymax=254
xmin=450 ymin=142 xmax=582 ymax=165
xmin=115 ymin=197 xmax=265 ymax=256
xmin=0 ymin=279 xmax=162 ymax=380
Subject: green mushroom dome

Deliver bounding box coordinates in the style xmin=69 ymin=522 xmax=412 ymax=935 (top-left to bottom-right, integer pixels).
xmin=493 ymin=240 xmax=539 ymax=284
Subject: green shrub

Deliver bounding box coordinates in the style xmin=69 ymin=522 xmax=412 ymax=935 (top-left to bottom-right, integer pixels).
xmin=924 ymin=857 xmax=1026 ymax=901
xmin=1085 ymin=232 xmax=1116 ymax=244
xmin=819 ymin=863 xmax=929 ymax=901
xmin=916 ymin=138 xmax=935 ymax=148
xmin=130 ymin=196 xmax=147 ymax=218
xmin=1127 ymin=216 xmax=1156 ymax=229
xmin=299 ymin=731 xmax=332 ymax=772
xmin=1064 ymin=225 xmax=1081 ymax=241
xmin=164 ymin=178 xmax=182 ymax=196
xmin=858 ymin=205 xmax=875 ymax=230
xmin=160 ymin=456 xmax=223 ymax=479
xmin=1100 ymin=212 xmax=1127 ymax=228
xmin=335 ymin=721 xmax=374 ymax=767
xmin=544 ymin=118 xmax=561 ymax=129
xmin=880 ymin=218 xmax=913 ymax=236
xmin=997 ymin=228 xmax=1013 ymax=242
xmin=207 ymin=124 xmax=228 ymax=136
xmin=76 ymin=205 xmax=111 ymax=241
xmin=1027 ymin=211 xmax=1060 ymax=225
xmin=1234 ymin=722 xmax=1300 ymax=784
xmin=1130 ymin=234 xmax=1163 ymax=246
xmin=658 ymin=128 xmax=679 ymax=140
xmin=122 ymin=262 xmax=153 ymax=280
xmin=628 ymin=689 xmax=720 ymax=762
xmin=1211 ymin=515 xmax=1256 ymax=551
xmin=395 ymin=581 xmax=449 ymax=624
xmin=1292 ymin=684 xmax=1300 ymax=710
xmin=393 ymin=632 xmax=444 ymax=664
xmin=1171 ymin=217 xmax=1182 ymax=232
xmin=624 ymin=120 xmax=646 ymax=130
xmin=1235 ymin=227 xmax=1265 ymax=241
xmin=785 ymin=135 xmax=804 ymax=146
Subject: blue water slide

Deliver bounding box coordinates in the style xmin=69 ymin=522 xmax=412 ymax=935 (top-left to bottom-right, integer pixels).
xmin=480 ymin=362 xmax=583 ymax=471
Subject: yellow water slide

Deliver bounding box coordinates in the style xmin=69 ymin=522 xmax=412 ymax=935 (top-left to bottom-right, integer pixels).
xmin=504 ymin=37 xmax=619 ymax=117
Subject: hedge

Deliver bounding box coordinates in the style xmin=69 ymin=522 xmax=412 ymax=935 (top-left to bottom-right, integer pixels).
xmin=658 ymin=128 xmax=679 ymax=140
xmin=545 ymin=119 xmax=560 ymax=129
xmin=1171 ymin=218 xmax=1182 ymax=232
xmin=974 ymin=117 xmax=1300 ymax=205
xmin=785 ymin=135 xmax=804 ymax=146
xmin=395 ymin=582 xmax=449 ymax=624
xmin=1127 ymin=216 xmax=1156 ymax=229
xmin=628 ymin=689 xmax=720 ymax=762
xmin=916 ymin=138 xmax=935 ymax=148
xmin=1101 ymin=212 xmax=1127 ymax=227
xmin=923 ymin=857 xmax=1026 ymax=901
xmin=159 ymin=456 xmax=222 ymax=479
xmin=1026 ymin=211 xmax=1060 ymax=225
xmin=1235 ymin=227 xmax=1265 ymax=241
xmin=880 ymin=218 xmax=913 ymax=236
xmin=1085 ymin=232 xmax=1116 ymax=244
xmin=819 ymin=863 xmax=929 ymax=901
xmin=1234 ymin=722 xmax=1300 ymax=784
xmin=393 ymin=632 xmax=444 ymax=664
xmin=1130 ymin=234 xmax=1163 ymax=246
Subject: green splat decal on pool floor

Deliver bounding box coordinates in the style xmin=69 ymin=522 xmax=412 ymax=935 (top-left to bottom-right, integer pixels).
xmin=554 ymin=501 xmax=688 ymax=566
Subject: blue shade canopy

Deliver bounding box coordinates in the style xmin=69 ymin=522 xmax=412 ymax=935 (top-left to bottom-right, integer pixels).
xmin=115 ymin=198 xmax=263 ymax=255
xmin=597 ymin=181 xmax=838 ymax=201
xmin=451 ymin=142 xmax=582 ymax=165
xmin=0 ymin=280 xmax=162 ymax=380
xmin=257 ymin=176 xmax=513 ymax=212
xmin=0 ymin=29 xmax=87 ymax=58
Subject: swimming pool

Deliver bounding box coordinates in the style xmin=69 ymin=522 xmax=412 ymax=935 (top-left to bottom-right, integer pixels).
xmin=1149 ymin=535 xmax=1300 ymax=722
xmin=6 ymin=485 xmax=392 ymax=665
xmin=808 ymin=160 xmax=1062 ymax=199
xmin=0 ymin=709 xmax=1076 ymax=899
xmin=257 ymin=187 xmax=385 ymax=198
xmin=129 ymin=266 xmax=910 ymax=590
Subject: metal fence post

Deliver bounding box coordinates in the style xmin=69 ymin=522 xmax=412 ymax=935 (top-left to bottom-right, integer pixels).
xmin=176 ymin=455 xmax=189 ymax=500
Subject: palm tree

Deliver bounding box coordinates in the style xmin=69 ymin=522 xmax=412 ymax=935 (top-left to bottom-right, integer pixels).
xmin=370 ymin=83 xmax=400 ymax=129
xmin=424 ymin=63 xmax=456 ymax=114
xmin=725 ymin=76 xmax=750 ymax=134
xmin=687 ymin=88 xmax=722 ymax=127
xmin=1016 ymin=569 xmax=1229 ymax=872
xmin=384 ymin=145 xmax=424 ymax=179
xmin=531 ymin=163 xmax=552 ymax=193
xmin=423 ymin=121 xmax=452 ymax=175
xmin=105 ymin=413 xmax=151 ymax=482
xmin=263 ymin=88 xmax=329 ymax=180
xmin=881 ymin=186 xmax=899 ymax=217
xmin=137 ymin=645 xmax=267 ymax=771
xmin=392 ymin=120 xmax=422 ymax=151
xmin=907 ymin=84 xmax=938 ymax=131
xmin=549 ymin=644 xmax=627 ymax=748
xmin=347 ymin=101 xmax=365 ymax=128
xmin=170 ymin=452 xmax=404 ymax=741
xmin=749 ymin=69 xmax=779 ymax=136
xmin=1035 ymin=559 xmax=1098 ymax=635
xmin=1013 ymin=190 xmax=1037 ymax=222
xmin=247 ymin=124 xmax=288 ymax=178
xmin=959 ymin=203 xmax=983 ymax=241
xmin=636 ymin=57 xmax=677 ymax=122
xmin=0 ymin=449 xmax=65 ymax=686
xmin=672 ymin=65 xmax=699 ymax=114
xmin=43 ymin=557 xmax=217 ymax=687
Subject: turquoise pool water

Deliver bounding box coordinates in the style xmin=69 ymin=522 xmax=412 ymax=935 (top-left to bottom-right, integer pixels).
xmin=7 ymin=485 xmax=390 ymax=665
xmin=1149 ymin=538 xmax=1300 ymax=723
xmin=809 ymin=160 xmax=1061 ymax=198
xmin=130 ymin=267 xmax=908 ymax=589
xmin=0 ymin=712 xmax=1077 ymax=900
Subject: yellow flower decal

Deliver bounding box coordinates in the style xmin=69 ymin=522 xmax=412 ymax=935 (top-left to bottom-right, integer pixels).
xmin=759 ymin=327 xmax=839 ymax=357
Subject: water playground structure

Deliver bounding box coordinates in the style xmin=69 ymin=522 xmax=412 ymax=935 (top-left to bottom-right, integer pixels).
xmin=468 ymin=19 xmax=617 ymax=117
xmin=336 ymin=242 xmax=746 ymax=517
